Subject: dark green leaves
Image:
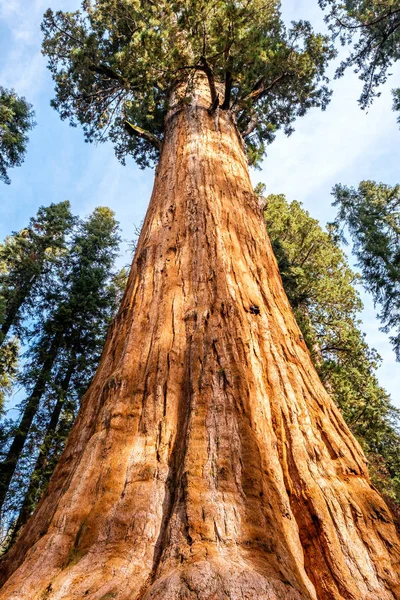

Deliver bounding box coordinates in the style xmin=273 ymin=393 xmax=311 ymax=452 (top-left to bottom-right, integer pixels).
xmin=41 ymin=0 xmax=335 ymax=168
xmin=0 ymin=86 xmax=35 ymax=184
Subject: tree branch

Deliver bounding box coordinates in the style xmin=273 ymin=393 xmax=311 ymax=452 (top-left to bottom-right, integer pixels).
xmin=89 ymin=64 xmax=130 ymax=88
xmin=241 ymin=73 xmax=287 ymax=105
xmin=334 ymin=7 xmax=400 ymax=31
xmin=124 ymin=120 xmax=162 ymax=151
xmin=221 ymin=71 xmax=233 ymax=110
xmin=241 ymin=110 xmax=259 ymax=137
xmin=199 ymin=56 xmax=219 ymax=111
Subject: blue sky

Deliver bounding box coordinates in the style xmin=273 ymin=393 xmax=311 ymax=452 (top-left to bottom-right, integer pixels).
xmin=0 ymin=0 xmax=399 ymax=406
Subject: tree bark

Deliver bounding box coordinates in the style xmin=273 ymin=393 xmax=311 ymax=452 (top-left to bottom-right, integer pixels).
xmin=0 ymin=80 xmax=399 ymax=600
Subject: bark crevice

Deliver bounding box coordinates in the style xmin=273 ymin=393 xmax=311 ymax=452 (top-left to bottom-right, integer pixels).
xmin=0 ymin=79 xmax=399 ymax=600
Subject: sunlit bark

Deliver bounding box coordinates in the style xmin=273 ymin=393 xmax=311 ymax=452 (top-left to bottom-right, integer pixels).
xmin=0 ymin=81 xmax=399 ymax=600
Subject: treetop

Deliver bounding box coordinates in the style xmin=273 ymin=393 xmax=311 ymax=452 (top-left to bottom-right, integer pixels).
xmin=42 ymin=0 xmax=335 ymax=168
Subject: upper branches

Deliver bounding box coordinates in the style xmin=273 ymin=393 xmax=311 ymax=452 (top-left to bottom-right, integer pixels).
xmin=41 ymin=1 xmax=335 ymax=169
xmin=320 ymin=0 xmax=400 ymax=110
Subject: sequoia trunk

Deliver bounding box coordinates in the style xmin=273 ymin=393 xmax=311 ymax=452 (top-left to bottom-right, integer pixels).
xmin=0 ymin=83 xmax=399 ymax=600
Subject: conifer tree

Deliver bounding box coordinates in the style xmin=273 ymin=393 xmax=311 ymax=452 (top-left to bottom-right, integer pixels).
xmin=1 ymin=2 xmax=399 ymax=599
xmin=319 ymin=0 xmax=400 ymax=117
xmin=0 ymin=207 xmax=120 ymax=515
xmin=0 ymin=201 xmax=74 ymax=346
xmin=332 ymin=180 xmax=400 ymax=361
xmin=0 ymin=86 xmax=35 ymax=184
xmin=0 ymin=340 xmax=18 ymax=415
xmin=0 ymin=259 xmax=18 ymax=413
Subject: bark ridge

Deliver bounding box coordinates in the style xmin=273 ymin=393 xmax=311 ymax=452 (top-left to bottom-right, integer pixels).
xmin=1 ymin=83 xmax=399 ymax=600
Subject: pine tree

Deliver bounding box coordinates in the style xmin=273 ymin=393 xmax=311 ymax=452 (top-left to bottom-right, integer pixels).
xmin=319 ymin=0 xmax=400 ymax=117
xmin=0 ymin=86 xmax=35 ymax=184
xmin=0 ymin=201 xmax=75 ymax=346
xmin=1 ymin=3 xmax=399 ymax=599
xmin=0 ymin=201 xmax=73 ymax=421
xmin=332 ymin=180 xmax=400 ymax=361
xmin=0 ymin=340 xmax=18 ymax=415
xmin=0 ymin=257 xmax=18 ymax=413
xmin=0 ymin=207 xmax=120 ymax=517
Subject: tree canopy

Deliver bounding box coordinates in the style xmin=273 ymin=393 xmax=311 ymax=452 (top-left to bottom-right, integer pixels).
xmin=319 ymin=0 xmax=400 ymax=118
xmin=0 ymin=86 xmax=35 ymax=185
xmin=41 ymin=0 xmax=335 ymax=167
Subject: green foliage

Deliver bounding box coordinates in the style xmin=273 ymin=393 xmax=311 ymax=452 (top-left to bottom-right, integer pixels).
xmin=0 ymin=201 xmax=75 ymax=345
xmin=0 ymin=86 xmax=35 ymax=184
xmin=41 ymin=0 xmax=335 ymax=167
xmin=319 ymin=0 xmax=400 ymax=115
xmin=0 ymin=340 xmax=18 ymax=414
xmin=264 ymin=191 xmax=400 ymax=508
xmin=332 ymin=181 xmax=400 ymax=361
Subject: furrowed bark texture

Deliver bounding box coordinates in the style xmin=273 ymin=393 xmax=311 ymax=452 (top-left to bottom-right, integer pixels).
xmin=0 ymin=83 xmax=399 ymax=600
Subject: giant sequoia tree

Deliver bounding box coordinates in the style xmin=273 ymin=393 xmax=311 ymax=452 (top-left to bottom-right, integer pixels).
xmin=0 ymin=2 xmax=399 ymax=599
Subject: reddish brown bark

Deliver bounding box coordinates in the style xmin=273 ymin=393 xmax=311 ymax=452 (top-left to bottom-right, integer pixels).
xmin=0 ymin=81 xmax=399 ymax=600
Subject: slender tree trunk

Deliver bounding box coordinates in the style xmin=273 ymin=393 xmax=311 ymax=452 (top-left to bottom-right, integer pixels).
xmin=11 ymin=361 xmax=75 ymax=538
xmin=0 ymin=290 xmax=29 ymax=346
xmin=0 ymin=81 xmax=399 ymax=600
xmin=0 ymin=336 xmax=60 ymax=511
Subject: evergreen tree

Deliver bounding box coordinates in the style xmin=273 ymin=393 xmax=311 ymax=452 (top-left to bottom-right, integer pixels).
xmin=0 ymin=260 xmax=18 ymax=413
xmin=0 ymin=207 xmax=120 ymax=515
xmin=0 ymin=201 xmax=75 ymax=346
xmin=263 ymin=191 xmax=400 ymax=512
xmin=319 ymin=0 xmax=400 ymax=118
xmin=332 ymin=180 xmax=400 ymax=360
xmin=2 ymin=2 xmax=399 ymax=598
xmin=0 ymin=340 xmax=18 ymax=414
xmin=0 ymin=86 xmax=35 ymax=184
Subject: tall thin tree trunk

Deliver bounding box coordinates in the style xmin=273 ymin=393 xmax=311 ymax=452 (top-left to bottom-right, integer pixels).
xmin=0 ymin=82 xmax=399 ymax=600
xmin=0 ymin=336 xmax=60 ymax=511
xmin=11 ymin=361 xmax=75 ymax=538
xmin=0 ymin=280 xmax=35 ymax=347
